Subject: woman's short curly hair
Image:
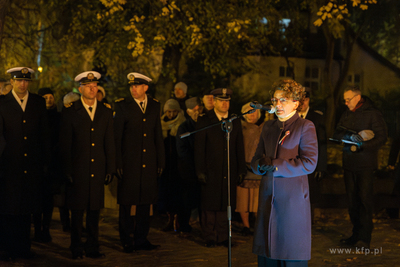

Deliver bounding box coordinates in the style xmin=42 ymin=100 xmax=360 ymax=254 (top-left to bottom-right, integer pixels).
xmin=270 ymin=79 xmax=306 ymax=111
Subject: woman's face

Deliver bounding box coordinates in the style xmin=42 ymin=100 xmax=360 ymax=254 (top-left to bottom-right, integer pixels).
xmin=165 ymin=109 xmax=179 ymax=120
xmin=272 ymin=90 xmax=299 ymax=119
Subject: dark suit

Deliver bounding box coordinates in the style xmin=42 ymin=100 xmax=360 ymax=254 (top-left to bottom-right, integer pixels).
xmin=302 ymin=109 xmax=327 ymax=207
xmin=194 ymin=109 xmax=246 ymax=243
xmin=0 ymin=91 xmax=50 ymax=257
xmin=114 ymin=94 xmax=165 ymax=248
xmin=59 ymin=99 xmax=116 ymax=255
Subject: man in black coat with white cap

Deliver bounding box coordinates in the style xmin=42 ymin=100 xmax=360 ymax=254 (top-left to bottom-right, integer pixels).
xmin=59 ymin=71 xmax=116 ymax=259
xmin=0 ymin=67 xmax=50 ymax=260
xmin=114 ymin=72 xmax=165 ymax=253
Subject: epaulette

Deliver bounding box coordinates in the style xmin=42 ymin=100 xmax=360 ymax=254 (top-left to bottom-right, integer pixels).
xmin=314 ymin=110 xmax=323 ymax=116
xmin=115 ymin=98 xmax=124 ymax=103
xmin=199 ymin=113 xmax=205 ymax=117
xmin=152 ymin=98 xmax=159 ymax=103
xmin=104 ymin=103 xmax=111 ymax=109
xmin=64 ymin=102 xmax=73 ymax=108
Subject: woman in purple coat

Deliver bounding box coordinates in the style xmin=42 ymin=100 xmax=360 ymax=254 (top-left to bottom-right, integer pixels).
xmin=251 ymin=80 xmax=318 ymax=267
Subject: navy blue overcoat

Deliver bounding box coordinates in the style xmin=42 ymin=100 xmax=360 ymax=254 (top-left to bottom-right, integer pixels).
xmin=251 ymin=113 xmax=318 ymax=260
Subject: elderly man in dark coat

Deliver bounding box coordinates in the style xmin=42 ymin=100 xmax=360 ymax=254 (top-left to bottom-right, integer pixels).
xmin=195 ymin=88 xmax=246 ymax=248
xmin=59 ymin=71 xmax=116 ymax=259
xmin=114 ymin=72 xmax=165 ymax=253
xmin=251 ymin=80 xmax=318 ymax=266
xmin=175 ymin=97 xmax=202 ymax=233
xmin=0 ymin=67 xmax=50 ymax=260
xmin=333 ymin=85 xmax=387 ymax=248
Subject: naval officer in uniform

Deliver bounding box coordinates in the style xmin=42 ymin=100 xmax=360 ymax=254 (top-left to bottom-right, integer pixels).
xmin=114 ymin=72 xmax=165 ymax=253
xmin=59 ymin=71 xmax=116 ymax=259
xmin=0 ymin=67 xmax=50 ymax=260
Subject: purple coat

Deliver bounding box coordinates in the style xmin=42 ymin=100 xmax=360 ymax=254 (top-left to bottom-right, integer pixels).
xmin=251 ymin=113 xmax=318 ymax=260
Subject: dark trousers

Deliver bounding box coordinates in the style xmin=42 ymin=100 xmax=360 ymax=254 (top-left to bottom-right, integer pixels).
xmin=201 ymin=210 xmax=228 ymax=243
xmin=178 ymin=180 xmax=200 ymax=231
xmin=59 ymin=206 xmax=71 ymax=229
xmin=33 ymin=191 xmax=54 ymax=235
xmin=119 ymin=204 xmax=150 ymax=247
xmin=0 ymin=214 xmax=31 ymax=257
xmin=258 ymin=256 xmax=308 ymax=267
xmin=70 ymin=209 xmax=100 ymax=254
xmin=343 ymin=169 xmax=374 ymax=243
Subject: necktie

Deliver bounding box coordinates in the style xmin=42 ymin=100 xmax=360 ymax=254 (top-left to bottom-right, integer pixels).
xmin=301 ymin=114 xmax=304 ymax=118
xmin=140 ymin=102 xmax=144 ymax=110
xmin=20 ymin=99 xmax=23 ymax=103
xmin=89 ymin=107 xmax=93 ymax=113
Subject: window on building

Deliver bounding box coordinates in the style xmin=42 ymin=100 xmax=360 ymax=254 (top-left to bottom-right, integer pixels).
xmin=279 ymin=66 xmax=294 ymax=77
xmin=347 ymin=73 xmax=362 ymax=87
xmin=305 ymin=66 xmax=320 ymax=91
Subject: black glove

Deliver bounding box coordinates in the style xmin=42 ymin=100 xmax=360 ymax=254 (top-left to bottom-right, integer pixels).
xmin=198 ymin=173 xmax=207 ymax=184
xmin=350 ymin=134 xmax=363 ymax=143
xmin=260 ymin=165 xmax=276 ymax=172
xmin=237 ymin=173 xmax=245 ymax=185
xmin=105 ymin=173 xmax=114 ymax=185
xmin=116 ymin=168 xmax=123 ymax=180
xmin=259 ymin=157 xmax=275 ymax=173
xmin=65 ymin=174 xmax=73 ymax=185
xmin=158 ymin=168 xmax=163 ymax=178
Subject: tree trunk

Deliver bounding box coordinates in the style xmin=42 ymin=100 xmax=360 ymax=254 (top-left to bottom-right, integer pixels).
xmin=0 ymin=0 xmax=11 ymax=50
xmin=155 ymin=45 xmax=182 ymax=104
xmin=322 ymin=25 xmax=336 ymax=137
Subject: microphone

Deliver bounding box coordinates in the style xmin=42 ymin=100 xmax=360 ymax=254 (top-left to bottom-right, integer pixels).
xmin=250 ymin=101 xmax=276 ymax=114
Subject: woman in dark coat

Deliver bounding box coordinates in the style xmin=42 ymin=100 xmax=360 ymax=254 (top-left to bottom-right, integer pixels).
xmin=251 ymin=80 xmax=318 ymax=267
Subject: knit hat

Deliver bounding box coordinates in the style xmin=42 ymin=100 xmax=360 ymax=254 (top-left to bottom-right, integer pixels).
xmin=38 ymin=87 xmax=54 ymax=96
xmin=185 ymin=97 xmax=200 ymax=110
xmin=174 ymin=82 xmax=187 ymax=94
xmin=163 ymin=99 xmax=181 ymax=112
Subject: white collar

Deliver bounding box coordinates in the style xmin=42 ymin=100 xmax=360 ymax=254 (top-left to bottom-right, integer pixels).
xmin=278 ymin=110 xmax=297 ymax=122
xmin=12 ymin=89 xmax=29 ymax=112
xmin=134 ymin=94 xmax=148 ymax=113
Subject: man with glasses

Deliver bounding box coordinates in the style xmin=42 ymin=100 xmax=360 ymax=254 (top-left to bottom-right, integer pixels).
xmin=333 ymin=86 xmax=387 ymax=249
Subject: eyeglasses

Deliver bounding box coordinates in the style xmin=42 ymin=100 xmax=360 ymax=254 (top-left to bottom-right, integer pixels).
xmin=271 ymin=97 xmax=294 ymax=105
xmin=343 ymin=94 xmax=359 ymax=104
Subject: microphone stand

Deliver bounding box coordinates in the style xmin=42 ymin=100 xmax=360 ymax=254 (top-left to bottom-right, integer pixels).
xmin=180 ymin=109 xmax=255 ymax=267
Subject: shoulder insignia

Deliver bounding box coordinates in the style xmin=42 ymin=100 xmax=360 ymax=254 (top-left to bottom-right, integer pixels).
xmin=199 ymin=113 xmax=205 ymax=117
xmin=64 ymin=102 xmax=73 ymax=108
xmin=115 ymin=98 xmax=125 ymax=103
xmin=153 ymin=98 xmax=159 ymax=103
xmin=104 ymin=103 xmax=111 ymax=109
xmin=315 ymin=110 xmax=323 ymax=115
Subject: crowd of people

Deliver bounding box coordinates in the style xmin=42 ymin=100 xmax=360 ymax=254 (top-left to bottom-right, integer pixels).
xmin=0 ymin=66 xmax=395 ymax=266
